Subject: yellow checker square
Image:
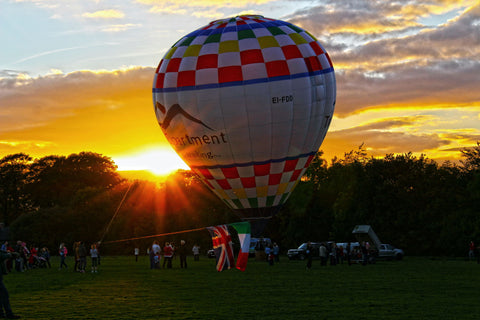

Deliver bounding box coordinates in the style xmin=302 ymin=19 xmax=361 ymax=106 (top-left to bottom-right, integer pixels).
xmin=219 ymin=40 xmax=239 ymax=53
xmin=276 ymin=182 xmax=288 ymax=195
xmin=289 ymin=33 xmax=308 ymax=45
xmin=183 ymin=45 xmax=202 ymax=57
xmin=305 ymin=30 xmax=318 ymax=42
xmin=164 ymin=47 xmax=177 ymax=60
xmin=287 ymin=180 xmax=300 ymax=193
xmin=215 ymin=189 xmax=229 ymax=200
xmin=258 ymin=36 xmax=279 ymax=49
xmin=256 ymin=185 xmax=269 ymax=198
xmin=232 ymin=188 xmax=247 ymax=199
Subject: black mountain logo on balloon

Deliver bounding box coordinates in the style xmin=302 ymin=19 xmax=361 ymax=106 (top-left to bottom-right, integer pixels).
xmin=155 ymin=102 xmax=213 ymax=131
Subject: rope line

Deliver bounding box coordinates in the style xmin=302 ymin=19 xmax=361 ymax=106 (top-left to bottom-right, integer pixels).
xmin=101 ymin=227 xmax=206 ymax=244
xmin=99 ymin=183 xmax=133 ymax=244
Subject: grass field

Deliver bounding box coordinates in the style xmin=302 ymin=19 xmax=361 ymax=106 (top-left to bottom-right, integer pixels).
xmin=4 ymin=255 xmax=480 ymax=319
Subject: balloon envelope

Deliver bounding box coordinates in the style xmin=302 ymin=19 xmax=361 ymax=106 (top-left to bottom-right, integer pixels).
xmin=153 ymin=15 xmax=336 ymax=221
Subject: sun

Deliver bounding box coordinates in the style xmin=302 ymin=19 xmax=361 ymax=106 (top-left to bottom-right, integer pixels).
xmin=113 ymin=147 xmax=189 ymax=177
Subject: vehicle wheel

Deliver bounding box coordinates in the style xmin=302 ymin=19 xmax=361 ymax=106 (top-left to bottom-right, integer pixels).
xmin=299 ymin=254 xmax=305 ymax=260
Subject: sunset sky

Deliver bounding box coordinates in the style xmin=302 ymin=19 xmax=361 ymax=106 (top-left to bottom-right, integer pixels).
xmin=1 ymin=0 xmax=479 ymax=176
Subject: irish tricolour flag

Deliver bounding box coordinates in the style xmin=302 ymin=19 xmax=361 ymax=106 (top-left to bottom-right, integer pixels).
xmin=230 ymin=222 xmax=251 ymax=272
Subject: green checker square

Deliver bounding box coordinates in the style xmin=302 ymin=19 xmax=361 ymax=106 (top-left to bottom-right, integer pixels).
xmin=205 ymin=33 xmax=222 ymax=44
xmin=231 ymin=198 xmax=244 ymax=209
xmin=219 ymin=40 xmax=240 ymax=53
xmin=289 ymin=24 xmax=304 ymax=33
xmin=179 ymin=37 xmax=195 ymax=46
xmin=289 ymin=33 xmax=308 ymax=45
xmin=266 ymin=195 xmax=276 ymax=207
xmin=305 ymin=30 xmax=318 ymax=41
xmin=268 ymin=26 xmax=286 ymax=36
xmin=164 ymin=47 xmax=177 ymax=60
xmin=183 ymin=44 xmax=202 ymax=57
xmin=279 ymin=193 xmax=290 ymax=204
xmin=248 ymin=197 xmax=259 ymax=208
xmin=238 ymin=29 xmax=256 ymax=40
xmin=258 ymin=36 xmax=279 ymax=49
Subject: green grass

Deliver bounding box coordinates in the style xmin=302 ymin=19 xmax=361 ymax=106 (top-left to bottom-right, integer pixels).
xmin=5 ymin=256 xmax=480 ymax=319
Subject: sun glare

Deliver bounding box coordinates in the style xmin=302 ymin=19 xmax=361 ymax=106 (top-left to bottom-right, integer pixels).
xmin=114 ymin=148 xmax=190 ymax=177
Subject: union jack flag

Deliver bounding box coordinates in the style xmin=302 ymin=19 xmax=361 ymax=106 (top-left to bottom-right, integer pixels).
xmin=206 ymin=224 xmax=235 ymax=272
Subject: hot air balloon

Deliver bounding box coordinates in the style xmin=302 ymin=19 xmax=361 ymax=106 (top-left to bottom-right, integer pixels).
xmin=153 ymin=15 xmax=336 ymax=235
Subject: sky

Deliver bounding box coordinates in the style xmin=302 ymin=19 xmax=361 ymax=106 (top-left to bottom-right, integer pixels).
xmin=1 ymin=0 xmax=479 ymax=177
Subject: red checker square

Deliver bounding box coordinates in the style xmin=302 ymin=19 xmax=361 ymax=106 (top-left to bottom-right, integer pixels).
xmin=216 ymin=179 xmax=232 ymax=190
xmin=197 ymin=54 xmax=218 ymax=70
xmin=197 ymin=168 xmax=214 ymax=180
xmin=290 ymin=169 xmax=303 ymax=182
xmin=237 ymin=20 xmax=247 ymax=25
xmin=284 ymin=159 xmax=299 ymax=172
xmin=221 ymin=167 xmax=240 ymax=179
xmin=268 ymin=173 xmax=282 ymax=185
xmin=325 ymin=53 xmax=334 ymax=68
xmin=218 ymin=66 xmax=243 ymax=83
xmin=282 ymin=45 xmax=303 ymax=60
xmin=216 ymin=23 xmax=227 ymax=29
xmin=203 ymin=179 xmax=215 ymax=190
xmin=241 ymin=177 xmax=256 ymax=188
xmin=154 ymin=73 xmax=165 ymax=89
xmin=177 ymin=70 xmax=196 ymax=87
xmin=309 ymin=42 xmax=324 ymax=56
xmin=266 ymin=60 xmax=290 ymax=78
xmin=305 ymin=155 xmax=315 ymax=167
xmin=304 ymin=56 xmax=321 ymax=72
xmin=254 ymin=163 xmax=271 ymax=176
xmin=155 ymin=60 xmax=164 ymax=73
xmin=166 ymin=58 xmax=182 ymax=72
xmin=240 ymin=49 xmax=264 ymax=65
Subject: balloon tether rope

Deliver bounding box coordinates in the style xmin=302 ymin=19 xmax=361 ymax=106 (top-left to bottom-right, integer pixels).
xmin=99 ymin=183 xmax=132 ymax=244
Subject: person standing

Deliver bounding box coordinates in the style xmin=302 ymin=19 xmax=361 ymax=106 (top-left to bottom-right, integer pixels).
xmin=134 ymin=247 xmax=139 ymax=262
xmin=305 ymin=242 xmax=313 ymax=270
xmin=319 ymin=243 xmax=327 ymax=266
xmin=90 ymin=244 xmax=99 ymax=273
xmin=163 ymin=242 xmax=173 ymax=269
xmin=178 ymin=240 xmax=187 ymax=269
xmin=151 ymin=241 xmax=161 ymax=269
xmin=273 ymin=243 xmax=280 ymax=262
xmin=0 ymin=250 xmax=21 ymax=319
xmin=78 ymin=242 xmax=87 ymax=273
xmin=469 ymin=241 xmax=475 ymax=260
xmin=192 ymin=244 xmax=200 ymax=261
xmin=59 ymin=243 xmax=68 ymax=269
xmin=72 ymin=242 xmax=79 ymax=272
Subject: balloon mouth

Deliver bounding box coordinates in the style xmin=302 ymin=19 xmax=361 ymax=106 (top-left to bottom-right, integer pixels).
xmin=234 ymin=206 xmax=282 ymax=237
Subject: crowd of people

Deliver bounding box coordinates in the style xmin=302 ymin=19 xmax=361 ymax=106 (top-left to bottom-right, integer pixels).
xmin=0 ymin=241 xmax=51 ymax=273
xmin=146 ymin=240 xmax=198 ymax=269
xmin=58 ymin=241 xmax=101 ymax=273
xmin=305 ymin=241 xmax=372 ymax=270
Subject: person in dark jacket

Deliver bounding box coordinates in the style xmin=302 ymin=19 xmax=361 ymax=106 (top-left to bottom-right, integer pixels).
xmin=178 ymin=240 xmax=187 ymax=269
xmin=305 ymin=242 xmax=313 ymax=270
xmin=0 ymin=250 xmax=21 ymax=318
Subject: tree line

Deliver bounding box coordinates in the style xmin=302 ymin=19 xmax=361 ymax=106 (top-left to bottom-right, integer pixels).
xmin=0 ymin=143 xmax=479 ymax=256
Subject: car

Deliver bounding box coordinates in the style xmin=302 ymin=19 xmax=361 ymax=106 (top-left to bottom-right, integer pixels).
xmin=287 ymin=242 xmax=321 ymax=260
xmin=378 ymin=244 xmax=404 ymax=260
